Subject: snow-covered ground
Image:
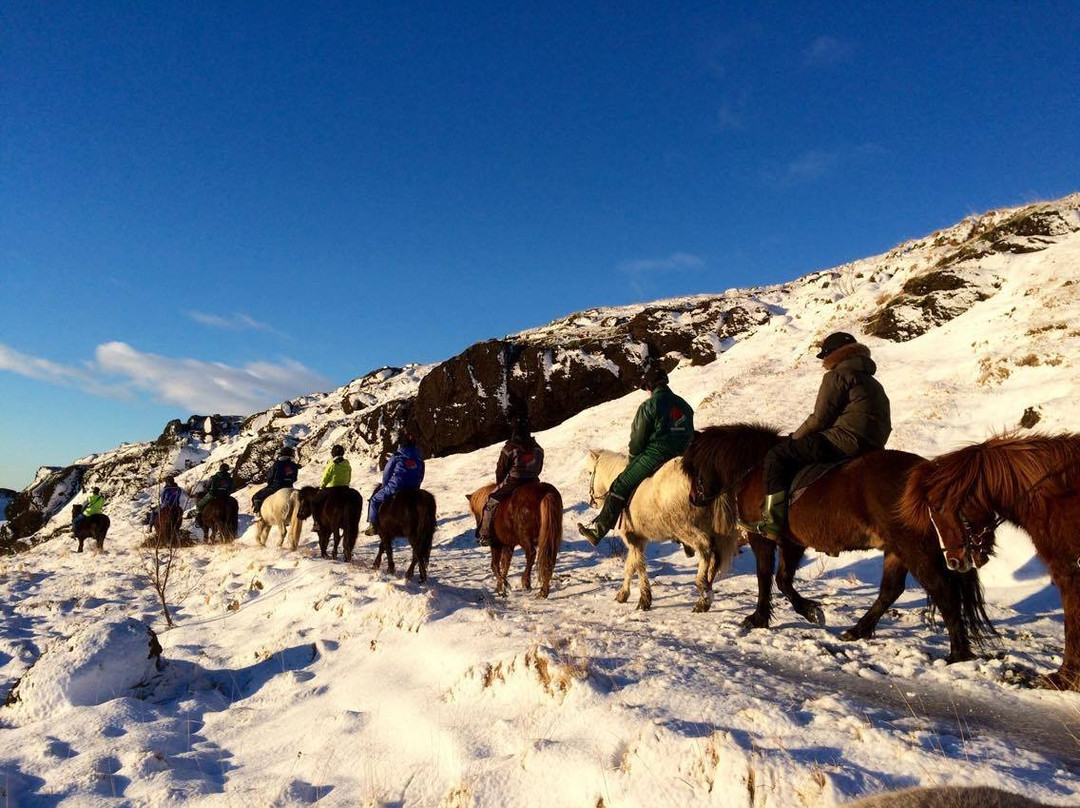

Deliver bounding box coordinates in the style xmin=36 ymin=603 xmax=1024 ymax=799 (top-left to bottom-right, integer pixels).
xmin=2 ymin=199 xmax=1080 ymax=806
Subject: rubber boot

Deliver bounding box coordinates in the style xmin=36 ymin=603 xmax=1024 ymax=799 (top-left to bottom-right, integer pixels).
xmin=364 ymin=523 xmax=377 ymax=536
xmin=739 ymin=491 xmax=787 ymax=538
xmin=577 ymin=494 xmax=624 ymax=547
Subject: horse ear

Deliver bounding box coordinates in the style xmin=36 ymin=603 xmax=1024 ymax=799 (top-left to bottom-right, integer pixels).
xmin=587 ymin=449 xmax=600 ymax=463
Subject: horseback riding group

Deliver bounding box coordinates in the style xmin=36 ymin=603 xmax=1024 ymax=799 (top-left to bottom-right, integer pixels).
xmin=68 ymin=329 xmax=1080 ymax=690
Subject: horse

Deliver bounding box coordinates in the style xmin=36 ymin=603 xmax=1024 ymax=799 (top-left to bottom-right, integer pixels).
xmin=584 ymin=450 xmax=737 ymax=612
xmin=200 ymin=494 xmax=239 ymax=543
xmin=846 ymin=786 xmax=1056 ymax=808
xmin=681 ymin=424 xmax=995 ymax=663
xmin=371 ymin=488 xmax=437 ymax=582
xmin=901 ymin=433 xmax=1080 ymax=690
xmin=70 ymin=504 xmax=110 ymax=553
xmin=295 ymin=486 xmax=364 ymax=562
xmin=152 ymin=503 xmax=183 ymax=547
xmin=467 ymin=482 xmax=562 ymax=598
xmin=254 ymin=487 xmax=301 ymax=549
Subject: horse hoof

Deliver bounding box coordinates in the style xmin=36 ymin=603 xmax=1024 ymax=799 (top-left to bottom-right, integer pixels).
xmin=692 ymin=601 xmax=711 ymax=614
xmin=614 ymin=591 xmax=629 ymax=604
xmin=740 ymin=615 xmax=768 ymax=632
xmin=636 ymin=599 xmax=652 ymax=611
xmin=806 ymin=605 xmax=826 ymax=627
xmin=945 ymin=651 xmax=977 ymax=665
xmin=839 ymin=628 xmax=859 ymax=641
xmin=537 ymin=590 xmax=549 ymax=599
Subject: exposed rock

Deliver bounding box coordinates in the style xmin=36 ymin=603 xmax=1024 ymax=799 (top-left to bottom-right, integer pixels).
xmin=865 ymin=268 xmax=1002 ymax=342
xmin=1019 ymin=406 xmax=1042 ymax=429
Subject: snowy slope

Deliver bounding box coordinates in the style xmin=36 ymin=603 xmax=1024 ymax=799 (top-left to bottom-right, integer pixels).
xmin=2 ymin=196 xmax=1080 ymax=807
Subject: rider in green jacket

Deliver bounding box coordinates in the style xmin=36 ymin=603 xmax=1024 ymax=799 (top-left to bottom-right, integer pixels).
xmin=321 ymin=445 xmax=352 ymax=488
xmin=578 ymin=364 xmax=694 ymax=545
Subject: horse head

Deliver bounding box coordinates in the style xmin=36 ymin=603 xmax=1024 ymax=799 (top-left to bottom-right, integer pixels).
xmin=71 ymin=504 xmax=84 ymax=520
xmin=583 ymin=449 xmax=609 ymax=508
xmin=903 ymin=461 xmax=997 ymax=574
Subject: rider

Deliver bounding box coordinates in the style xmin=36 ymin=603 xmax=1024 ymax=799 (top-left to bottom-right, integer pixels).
xmin=147 ymin=475 xmax=184 ymax=527
xmin=75 ymin=486 xmax=105 ymax=531
xmin=476 ymin=418 xmax=544 ymax=547
xmin=251 ymin=447 xmax=300 ymax=520
xmin=750 ymin=331 xmax=892 ymax=537
xmin=195 ymin=463 xmax=233 ymax=526
xmin=578 ymin=364 xmax=694 ymax=546
xmin=321 ymin=444 xmax=352 ymax=488
xmin=364 ymin=434 xmax=425 ymax=536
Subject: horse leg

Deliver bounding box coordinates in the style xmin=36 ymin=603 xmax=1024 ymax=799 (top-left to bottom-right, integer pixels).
xmin=692 ymin=538 xmax=714 ymax=613
xmin=520 ymin=541 xmax=535 ymax=591
xmin=1042 ymin=568 xmax=1080 ymax=690
xmin=490 ymin=545 xmax=504 ymax=596
xmin=775 ymin=540 xmax=825 ymax=626
xmin=405 ymin=541 xmax=417 ymax=581
xmin=742 ymin=534 xmax=776 ymax=630
xmin=615 ymin=537 xmax=634 ymax=604
xmin=332 ymin=528 xmax=340 ymax=560
xmin=319 ymin=529 xmax=329 ymax=559
xmin=386 ymin=538 xmax=396 ymax=575
xmin=902 ymin=549 xmax=974 ymax=663
xmin=372 ymin=539 xmax=385 ymax=571
xmin=498 ymin=544 xmax=513 ymax=596
xmin=629 ymin=535 xmax=652 ymax=611
xmin=841 ymin=551 xmax=908 ymax=641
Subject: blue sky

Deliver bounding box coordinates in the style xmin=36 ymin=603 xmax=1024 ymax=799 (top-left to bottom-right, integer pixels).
xmin=2 ymin=1 xmax=1078 ymax=490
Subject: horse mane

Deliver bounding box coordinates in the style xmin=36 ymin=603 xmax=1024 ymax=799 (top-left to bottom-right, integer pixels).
xmin=681 ymin=422 xmax=783 ymax=484
xmin=901 ymin=432 xmax=1080 ymax=530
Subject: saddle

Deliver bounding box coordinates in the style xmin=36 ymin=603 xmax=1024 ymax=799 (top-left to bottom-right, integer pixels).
xmin=788 ymin=459 xmax=850 ymax=506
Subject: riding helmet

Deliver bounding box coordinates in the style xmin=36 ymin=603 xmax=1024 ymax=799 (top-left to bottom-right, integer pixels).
xmin=331 ymin=444 xmax=345 ymax=457
xmin=279 ymin=446 xmax=294 ymax=457
xmin=220 ymin=463 xmax=230 ymax=472
xmin=92 ymin=486 xmax=101 ymax=495
xmin=640 ymin=363 xmax=668 ymax=391
xmin=165 ymin=475 xmax=176 ymax=485
xmin=815 ymin=331 xmax=857 ymax=359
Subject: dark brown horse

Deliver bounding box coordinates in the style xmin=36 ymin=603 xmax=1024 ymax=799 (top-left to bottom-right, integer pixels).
xmin=901 ymin=433 xmax=1080 ymax=690
xmin=153 ymin=503 xmax=183 ymax=546
xmin=467 ymin=482 xmax=562 ymax=598
xmin=71 ymin=504 xmax=110 ymax=553
xmin=200 ymin=494 xmax=239 ymax=543
xmin=371 ymin=488 xmax=437 ymax=583
xmin=296 ymin=486 xmax=364 ymax=561
xmin=682 ymin=424 xmax=994 ymax=663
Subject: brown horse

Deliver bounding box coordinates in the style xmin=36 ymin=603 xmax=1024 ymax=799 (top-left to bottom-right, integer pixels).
xmin=71 ymin=504 xmax=110 ymax=553
xmin=153 ymin=503 xmax=183 ymax=546
xmin=901 ymin=433 xmax=1080 ymax=690
xmin=296 ymin=486 xmax=364 ymax=561
xmin=682 ymin=424 xmax=994 ymax=663
xmin=467 ymin=482 xmax=562 ymax=598
xmin=371 ymin=488 xmax=437 ymax=583
xmin=200 ymin=494 xmax=239 ymax=543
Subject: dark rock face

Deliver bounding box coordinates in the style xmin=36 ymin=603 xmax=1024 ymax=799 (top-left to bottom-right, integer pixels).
xmin=409 ymin=299 xmax=770 ymax=458
xmin=865 ymin=269 xmax=1000 ymax=343
xmin=156 ymin=415 xmax=243 ymax=446
xmin=935 ymin=208 xmax=1080 ymax=268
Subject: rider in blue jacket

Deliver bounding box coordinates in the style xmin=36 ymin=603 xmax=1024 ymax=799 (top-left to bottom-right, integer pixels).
xmin=365 ymin=434 xmax=425 ymax=535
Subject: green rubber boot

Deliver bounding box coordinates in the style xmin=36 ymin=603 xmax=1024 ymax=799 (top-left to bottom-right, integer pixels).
xmin=739 ymin=491 xmax=787 ymax=538
xmin=577 ymin=494 xmax=624 ymax=547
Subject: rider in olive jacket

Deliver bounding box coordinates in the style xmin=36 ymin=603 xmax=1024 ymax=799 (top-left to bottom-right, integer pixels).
xmin=320 ymin=445 xmax=352 ymax=488
xmin=578 ymin=365 xmax=694 ymax=546
xmin=751 ymin=331 xmax=891 ymax=537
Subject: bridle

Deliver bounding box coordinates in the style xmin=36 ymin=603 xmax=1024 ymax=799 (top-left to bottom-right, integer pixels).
xmin=689 ymin=463 xmax=756 ymax=507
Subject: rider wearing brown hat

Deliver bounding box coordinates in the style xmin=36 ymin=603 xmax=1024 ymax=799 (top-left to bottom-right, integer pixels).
xmin=748 ymin=331 xmax=891 ymax=537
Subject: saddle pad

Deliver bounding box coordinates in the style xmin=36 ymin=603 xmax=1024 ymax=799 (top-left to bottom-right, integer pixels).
xmin=789 ymin=460 xmax=848 ymax=506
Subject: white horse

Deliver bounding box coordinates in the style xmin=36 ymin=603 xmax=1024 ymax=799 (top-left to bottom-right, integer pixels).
xmin=585 ymin=449 xmax=737 ymax=612
xmin=846 ymin=786 xmax=1055 ymax=808
xmin=254 ymin=488 xmax=301 ymax=550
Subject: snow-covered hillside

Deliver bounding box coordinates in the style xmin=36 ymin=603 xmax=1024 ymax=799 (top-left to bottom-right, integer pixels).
xmin=2 ymin=195 xmax=1079 ymax=807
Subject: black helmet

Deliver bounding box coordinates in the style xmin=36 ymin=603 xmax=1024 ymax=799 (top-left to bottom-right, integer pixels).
xmin=640 ymin=363 xmax=668 ymax=391
xmin=510 ymin=418 xmax=529 ymax=443
xmin=164 ymin=475 xmax=176 ymax=485
xmin=219 ymin=463 xmax=230 ymax=473
xmin=279 ymin=446 xmax=294 ymax=458
xmin=399 ymin=433 xmax=416 ymax=448
xmin=331 ymin=444 xmax=345 ymax=457
xmin=92 ymin=486 xmax=101 ymax=495
xmin=815 ymin=332 xmax=857 ymax=359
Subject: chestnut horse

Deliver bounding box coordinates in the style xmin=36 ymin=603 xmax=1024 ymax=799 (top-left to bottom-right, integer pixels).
xmin=371 ymin=488 xmax=437 ymax=583
xmin=467 ymin=482 xmax=562 ymax=598
xmin=682 ymin=424 xmax=994 ymax=663
xmin=296 ymin=486 xmax=364 ymax=561
xmin=152 ymin=503 xmax=183 ymax=547
xmin=201 ymin=494 xmax=239 ymax=543
xmin=71 ymin=504 xmax=110 ymax=553
xmin=901 ymin=433 xmax=1080 ymax=690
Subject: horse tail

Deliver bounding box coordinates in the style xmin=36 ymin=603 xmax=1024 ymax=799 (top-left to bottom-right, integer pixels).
xmin=417 ymin=490 xmax=437 ymax=564
xmin=228 ymin=497 xmax=239 ymax=540
xmin=954 ymin=568 xmax=998 ymax=646
xmin=536 ymin=487 xmax=563 ymax=598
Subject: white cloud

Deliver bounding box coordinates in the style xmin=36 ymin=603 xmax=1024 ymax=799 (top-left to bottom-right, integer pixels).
xmin=618 ymin=253 xmax=705 ymax=274
xmin=185 ymin=310 xmax=282 ymax=336
xmin=0 ymin=341 xmax=331 ymax=415
xmin=804 ymin=35 xmax=854 ymax=67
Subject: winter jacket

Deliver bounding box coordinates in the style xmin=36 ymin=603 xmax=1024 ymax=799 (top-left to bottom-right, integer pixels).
xmin=496 ymin=439 xmax=544 ymax=483
xmin=208 ymin=471 xmax=233 ymax=496
xmin=265 ymin=458 xmax=300 ymax=491
xmin=628 ymin=384 xmax=695 ymax=460
xmin=84 ymin=493 xmax=105 ymax=516
xmin=382 ymin=445 xmax=424 ymax=491
xmin=792 ymin=342 xmax=891 ymax=455
xmin=321 ymin=456 xmax=352 ymax=488
xmin=160 ymin=484 xmax=183 ymax=507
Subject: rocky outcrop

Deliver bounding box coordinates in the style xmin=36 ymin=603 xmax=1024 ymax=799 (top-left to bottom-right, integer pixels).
xmin=865 ymin=268 xmax=1002 ymax=342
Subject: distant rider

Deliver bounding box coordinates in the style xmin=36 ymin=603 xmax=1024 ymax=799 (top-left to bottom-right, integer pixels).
xmin=251 ymin=447 xmax=300 ymax=520
xmin=321 ymin=444 xmax=352 ymax=488
xmin=74 ymin=486 xmax=106 ymax=531
xmin=748 ymin=331 xmax=892 ymax=537
xmin=476 ymin=418 xmax=544 ymax=547
xmin=364 ymin=434 xmax=425 ymax=535
xmin=578 ymin=364 xmax=694 ymax=545
xmin=195 ymin=463 xmax=233 ymax=526
xmin=147 ymin=475 xmax=184 ymax=528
